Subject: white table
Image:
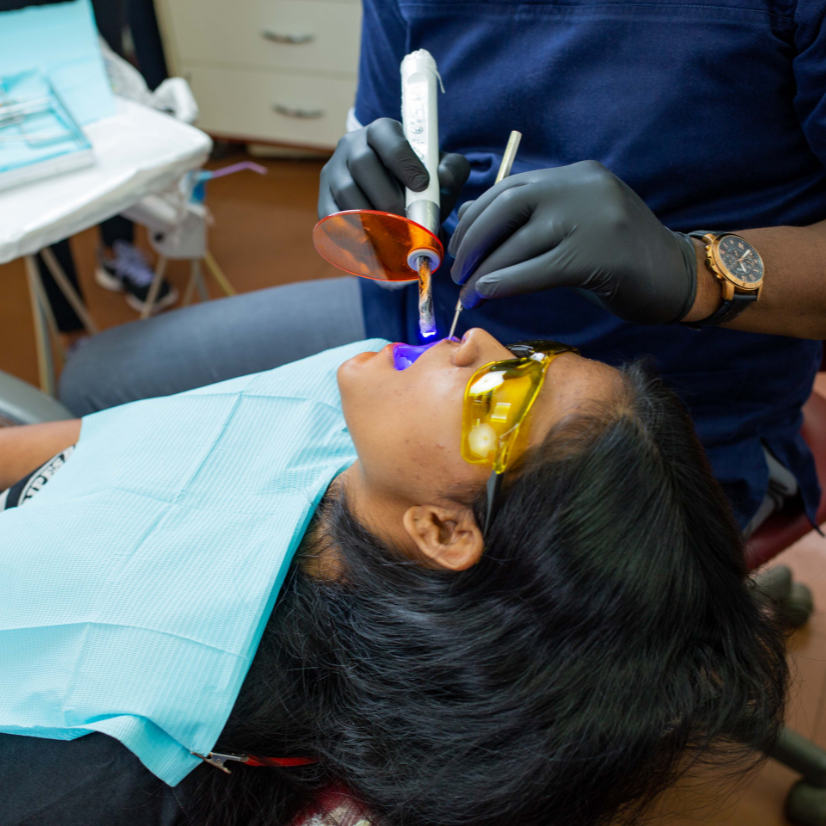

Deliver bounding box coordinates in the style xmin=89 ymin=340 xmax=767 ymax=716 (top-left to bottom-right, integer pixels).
xmin=0 ymin=97 xmax=212 ymax=393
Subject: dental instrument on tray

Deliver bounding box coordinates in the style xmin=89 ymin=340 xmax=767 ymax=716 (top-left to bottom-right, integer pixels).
xmin=313 ymin=50 xmax=444 ymax=339
xmin=447 ymin=130 xmax=523 ymax=340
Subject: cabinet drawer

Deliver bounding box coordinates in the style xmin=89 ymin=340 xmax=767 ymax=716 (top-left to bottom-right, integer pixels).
xmin=184 ymin=65 xmax=355 ymax=149
xmin=166 ymin=0 xmax=361 ymax=76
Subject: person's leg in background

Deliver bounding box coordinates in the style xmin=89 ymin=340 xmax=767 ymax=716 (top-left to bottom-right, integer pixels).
xmin=95 ymin=215 xmax=178 ymax=314
xmin=127 ymin=0 xmax=169 ymax=91
xmin=59 ymin=277 xmax=367 ymax=415
xmin=90 ymin=0 xmax=126 ymax=51
xmin=35 ymin=240 xmax=87 ymax=350
xmin=91 ymin=0 xmax=177 ymax=315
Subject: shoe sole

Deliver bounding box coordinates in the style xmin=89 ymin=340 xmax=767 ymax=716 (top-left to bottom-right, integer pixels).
xmin=125 ymin=286 xmax=179 ymax=315
xmin=95 ymin=266 xmax=124 ymax=293
xmin=96 ymin=266 xmax=179 ymax=314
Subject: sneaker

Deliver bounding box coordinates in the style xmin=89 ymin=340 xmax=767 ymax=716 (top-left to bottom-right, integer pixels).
xmin=95 ymin=240 xmax=179 ymax=314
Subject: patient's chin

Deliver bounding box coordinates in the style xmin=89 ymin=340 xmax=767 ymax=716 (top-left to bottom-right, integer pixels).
xmin=337 ymin=351 xmax=375 ymax=389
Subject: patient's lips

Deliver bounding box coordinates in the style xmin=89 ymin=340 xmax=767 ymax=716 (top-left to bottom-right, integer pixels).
xmin=393 ymin=339 xmax=448 ymax=370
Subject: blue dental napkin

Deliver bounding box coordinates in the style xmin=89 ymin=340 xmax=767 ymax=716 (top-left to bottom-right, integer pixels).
xmin=0 ymin=339 xmax=388 ymax=785
xmin=0 ymin=0 xmax=114 ymax=126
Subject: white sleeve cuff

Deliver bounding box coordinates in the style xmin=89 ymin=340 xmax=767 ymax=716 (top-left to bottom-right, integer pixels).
xmin=346 ymin=107 xmax=363 ymax=134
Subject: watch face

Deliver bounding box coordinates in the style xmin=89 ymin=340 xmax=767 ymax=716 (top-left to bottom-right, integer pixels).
xmin=717 ymin=236 xmax=764 ymax=285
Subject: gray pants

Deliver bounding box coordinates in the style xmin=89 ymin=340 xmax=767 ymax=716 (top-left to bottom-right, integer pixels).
xmin=59 ymin=277 xmax=365 ymax=416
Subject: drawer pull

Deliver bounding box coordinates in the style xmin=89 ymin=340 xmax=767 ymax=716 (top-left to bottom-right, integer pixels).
xmin=274 ymin=103 xmax=325 ymax=119
xmin=261 ymin=30 xmax=315 ymax=45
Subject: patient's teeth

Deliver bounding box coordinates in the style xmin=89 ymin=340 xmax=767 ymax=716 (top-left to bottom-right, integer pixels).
xmin=393 ymin=339 xmax=444 ymax=370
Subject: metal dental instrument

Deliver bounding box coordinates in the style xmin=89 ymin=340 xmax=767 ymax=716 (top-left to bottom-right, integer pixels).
xmin=447 ymin=130 xmax=523 ymax=340
xmin=312 ymin=50 xmax=444 ymax=339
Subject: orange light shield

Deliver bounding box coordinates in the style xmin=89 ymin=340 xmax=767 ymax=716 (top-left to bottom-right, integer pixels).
xmin=313 ymin=210 xmax=444 ymax=282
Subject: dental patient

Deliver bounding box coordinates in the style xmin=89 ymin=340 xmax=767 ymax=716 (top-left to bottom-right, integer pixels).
xmin=0 ymin=330 xmax=786 ymax=826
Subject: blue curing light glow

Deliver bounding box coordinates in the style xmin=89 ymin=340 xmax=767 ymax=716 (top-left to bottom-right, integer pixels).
xmin=393 ymin=340 xmax=443 ymax=370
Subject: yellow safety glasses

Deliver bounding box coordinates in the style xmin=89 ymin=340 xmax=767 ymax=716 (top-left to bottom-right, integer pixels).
xmin=462 ymin=340 xmax=578 ymax=535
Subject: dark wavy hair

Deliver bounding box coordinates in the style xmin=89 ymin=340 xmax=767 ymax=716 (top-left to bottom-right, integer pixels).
xmin=185 ymin=362 xmax=787 ymax=826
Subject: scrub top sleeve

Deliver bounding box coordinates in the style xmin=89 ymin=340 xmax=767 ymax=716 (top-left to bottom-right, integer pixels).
xmin=792 ymin=0 xmax=826 ymax=166
xmin=354 ymin=0 xmax=407 ymax=126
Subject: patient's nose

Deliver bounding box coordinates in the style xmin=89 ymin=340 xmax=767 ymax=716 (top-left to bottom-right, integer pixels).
xmin=453 ymin=328 xmax=510 ymax=367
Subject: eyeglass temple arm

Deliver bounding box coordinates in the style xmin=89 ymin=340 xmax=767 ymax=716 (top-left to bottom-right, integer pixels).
xmin=484 ymin=471 xmax=504 ymax=536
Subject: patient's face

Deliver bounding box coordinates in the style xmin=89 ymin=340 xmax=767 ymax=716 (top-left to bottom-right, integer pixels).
xmin=338 ymin=329 xmax=623 ymax=509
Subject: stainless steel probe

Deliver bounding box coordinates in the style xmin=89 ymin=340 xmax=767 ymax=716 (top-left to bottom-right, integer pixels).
xmin=448 ymin=130 xmax=522 ymax=339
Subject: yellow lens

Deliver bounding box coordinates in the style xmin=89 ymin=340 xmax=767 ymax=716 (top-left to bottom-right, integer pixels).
xmin=461 ymin=359 xmax=548 ymax=473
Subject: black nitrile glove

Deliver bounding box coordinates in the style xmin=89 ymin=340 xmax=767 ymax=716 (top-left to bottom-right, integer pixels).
xmin=318 ymin=118 xmax=470 ymax=225
xmin=449 ymin=161 xmax=697 ymax=324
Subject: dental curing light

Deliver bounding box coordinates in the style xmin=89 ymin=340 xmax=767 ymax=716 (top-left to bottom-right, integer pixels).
xmin=313 ymin=50 xmax=443 ymax=339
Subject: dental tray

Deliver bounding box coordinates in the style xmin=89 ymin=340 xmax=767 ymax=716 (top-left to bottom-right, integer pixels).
xmin=0 ymin=69 xmax=94 ymax=193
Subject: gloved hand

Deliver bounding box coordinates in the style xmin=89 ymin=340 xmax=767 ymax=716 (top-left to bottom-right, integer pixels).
xmin=449 ymin=161 xmax=698 ymax=324
xmin=318 ymin=118 xmax=470 ymax=224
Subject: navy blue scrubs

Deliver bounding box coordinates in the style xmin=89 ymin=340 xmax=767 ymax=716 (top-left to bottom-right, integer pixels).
xmin=355 ymin=0 xmax=826 ymax=527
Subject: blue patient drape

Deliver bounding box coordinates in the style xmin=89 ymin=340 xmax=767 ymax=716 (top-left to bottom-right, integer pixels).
xmin=0 ymin=340 xmax=386 ymax=785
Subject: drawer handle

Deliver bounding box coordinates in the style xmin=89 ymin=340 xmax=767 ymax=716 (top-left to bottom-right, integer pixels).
xmin=261 ymin=30 xmax=315 ymax=45
xmin=274 ymin=103 xmax=325 ymax=119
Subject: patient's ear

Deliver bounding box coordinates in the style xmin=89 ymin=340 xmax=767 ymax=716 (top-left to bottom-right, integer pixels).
xmin=402 ymin=505 xmax=484 ymax=571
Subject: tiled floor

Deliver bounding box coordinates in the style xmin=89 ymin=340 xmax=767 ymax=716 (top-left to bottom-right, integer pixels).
xmin=1 ymin=150 xmax=825 ymax=825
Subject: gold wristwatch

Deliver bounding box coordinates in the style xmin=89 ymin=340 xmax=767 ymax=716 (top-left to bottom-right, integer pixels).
xmin=686 ymin=231 xmax=764 ymax=326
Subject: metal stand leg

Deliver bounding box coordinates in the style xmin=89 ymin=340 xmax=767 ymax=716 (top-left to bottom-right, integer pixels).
xmin=24 ymin=255 xmax=57 ymax=395
xmin=195 ymin=260 xmax=210 ymax=302
xmin=30 ymin=273 xmax=65 ymax=365
xmin=140 ymin=256 xmax=168 ymax=320
xmin=183 ymin=260 xmax=199 ymax=307
xmin=39 ymin=247 xmax=99 ymax=335
xmin=203 ymin=249 xmax=236 ymax=296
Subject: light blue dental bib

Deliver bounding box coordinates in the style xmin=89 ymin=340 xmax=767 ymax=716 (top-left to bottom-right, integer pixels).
xmin=0 ymin=340 xmax=388 ymax=785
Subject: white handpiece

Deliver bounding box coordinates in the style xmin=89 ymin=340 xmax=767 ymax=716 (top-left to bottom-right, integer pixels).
xmin=401 ymin=49 xmax=442 ymax=272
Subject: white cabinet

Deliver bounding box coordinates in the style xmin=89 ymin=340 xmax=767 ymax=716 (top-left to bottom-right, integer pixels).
xmin=154 ymin=0 xmax=361 ymax=150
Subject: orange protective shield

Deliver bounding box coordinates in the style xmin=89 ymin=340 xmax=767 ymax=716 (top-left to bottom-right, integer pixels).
xmin=313 ymin=210 xmax=444 ymax=282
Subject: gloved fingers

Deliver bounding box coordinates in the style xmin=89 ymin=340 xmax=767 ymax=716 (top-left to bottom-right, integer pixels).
xmin=459 ymin=246 xmax=580 ymax=308
xmin=449 ymin=184 xmax=533 ymax=284
xmin=327 ymin=175 xmax=373 ymax=213
xmin=366 ymin=118 xmax=429 ymax=192
xmin=438 ymin=152 xmax=471 ymax=220
xmin=317 ymin=177 xmax=342 ymax=220
xmin=318 ymin=140 xmax=351 ymax=218
xmin=456 ymin=200 xmax=475 ymax=222
xmin=458 ymin=221 xmax=563 ymax=286
xmin=448 ymin=174 xmax=529 ymax=257
xmin=347 ymin=140 xmax=406 ymax=215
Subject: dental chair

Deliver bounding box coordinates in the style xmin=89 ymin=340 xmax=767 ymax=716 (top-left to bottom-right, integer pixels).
xmin=2 ymin=371 xmax=826 ymax=826
xmin=0 ymin=369 xmax=73 ymax=426
xmin=747 ymin=388 xmax=826 ymax=826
